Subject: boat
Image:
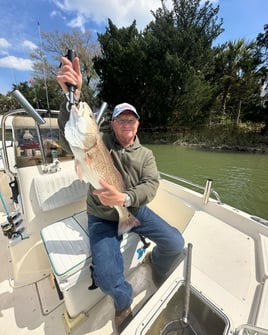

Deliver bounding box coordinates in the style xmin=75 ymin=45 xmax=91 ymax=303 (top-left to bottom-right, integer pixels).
xmin=1 ymin=91 xmax=268 ymax=335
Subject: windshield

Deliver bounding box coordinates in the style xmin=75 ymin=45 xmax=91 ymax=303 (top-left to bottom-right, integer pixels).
xmin=12 ymin=116 xmax=73 ymax=168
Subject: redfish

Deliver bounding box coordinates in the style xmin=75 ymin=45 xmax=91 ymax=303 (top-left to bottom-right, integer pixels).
xmin=64 ymin=102 xmax=140 ymax=235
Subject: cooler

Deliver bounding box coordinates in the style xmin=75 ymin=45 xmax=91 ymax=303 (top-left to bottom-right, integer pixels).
xmin=41 ymin=211 xmax=144 ymax=318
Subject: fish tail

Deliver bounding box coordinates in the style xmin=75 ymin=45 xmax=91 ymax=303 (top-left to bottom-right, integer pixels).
xmin=118 ymin=212 xmax=140 ymax=236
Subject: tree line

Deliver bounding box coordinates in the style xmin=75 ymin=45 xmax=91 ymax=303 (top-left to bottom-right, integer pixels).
xmin=1 ymin=0 xmax=268 ymax=134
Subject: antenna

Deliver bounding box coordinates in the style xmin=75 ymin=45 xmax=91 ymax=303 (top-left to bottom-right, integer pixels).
xmin=6 ymin=50 xmax=18 ymax=88
xmin=20 ymin=32 xmax=40 ymax=109
xmin=37 ymin=21 xmax=50 ymax=110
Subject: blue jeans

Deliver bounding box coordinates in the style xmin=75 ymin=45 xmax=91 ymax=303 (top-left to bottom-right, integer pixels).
xmin=88 ymin=206 xmax=184 ymax=312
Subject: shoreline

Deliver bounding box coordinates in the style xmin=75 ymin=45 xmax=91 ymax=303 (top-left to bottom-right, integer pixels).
xmin=141 ymin=138 xmax=268 ymax=154
xmin=139 ymin=134 xmax=268 ymax=154
xmin=173 ymin=142 xmax=268 ymax=154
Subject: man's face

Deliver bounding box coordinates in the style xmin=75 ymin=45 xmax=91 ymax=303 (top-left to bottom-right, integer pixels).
xmin=111 ymin=111 xmax=139 ymax=145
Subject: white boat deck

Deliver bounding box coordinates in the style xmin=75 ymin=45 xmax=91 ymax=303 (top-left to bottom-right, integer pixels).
xmin=1 ymin=167 xmax=268 ymax=335
xmin=185 ymin=211 xmax=257 ymax=301
xmin=122 ymin=210 xmax=268 ymax=334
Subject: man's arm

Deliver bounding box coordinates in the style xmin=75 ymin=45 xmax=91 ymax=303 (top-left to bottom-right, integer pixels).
xmin=127 ymin=149 xmax=160 ymax=207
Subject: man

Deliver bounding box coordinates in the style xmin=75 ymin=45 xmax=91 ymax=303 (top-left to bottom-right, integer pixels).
xmin=57 ymin=56 xmax=184 ymax=333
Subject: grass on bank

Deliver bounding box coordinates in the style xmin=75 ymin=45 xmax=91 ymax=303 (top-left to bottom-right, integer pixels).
xmin=139 ymin=123 xmax=268 ymax=153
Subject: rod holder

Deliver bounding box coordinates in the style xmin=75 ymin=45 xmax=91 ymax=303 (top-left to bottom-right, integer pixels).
xmin=96 ymin=102 xmax=108 ymax=124
xmin=203 ymin=178 xmax=213 ymax=204
xmin=11 ymin=90 xmax=46 ymax=125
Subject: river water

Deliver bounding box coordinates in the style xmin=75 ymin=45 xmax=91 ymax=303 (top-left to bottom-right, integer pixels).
xmin=146 ymin=145 xmax=268 ymax=220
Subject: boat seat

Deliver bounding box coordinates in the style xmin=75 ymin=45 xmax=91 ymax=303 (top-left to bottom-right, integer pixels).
xmin=259 ymin=234 xmax=268 ymax=279
xmin=40 ymin=214 xmax=91 ymax=288
xmin=34 ymin=169 xmax=88 ymax=212
xmin=40 ymin=211 xmax=145 ymax=318
xmin=255 ymin=279 xmax=268 ymax=329
xmin=40 ymin=211 xmax=144 ymax=292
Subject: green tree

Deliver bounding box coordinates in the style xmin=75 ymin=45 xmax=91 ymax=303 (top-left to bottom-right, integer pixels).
xmin=141 ymin=0 xmax=223 ymax=127
xmin=257 ymin=24 xmax=268 ymax=65
xmin=214 ymin=39 xmax=263 ymax=126
xmin=256 ymin=24 xmax=268 ymax=133
xmin=0 ymin=93 xmax=18 ymax=114
xmin=93 ymin=20 xmax=145 ymax=113
xmin=94 ymin=0 xmax=223 ymax=128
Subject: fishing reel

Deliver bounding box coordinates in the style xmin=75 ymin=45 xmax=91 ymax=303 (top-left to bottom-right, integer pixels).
xmin=1 ymin=211 xmax=24 ymax=240
xmin=1 ymin=221 xmax=17 ymax=239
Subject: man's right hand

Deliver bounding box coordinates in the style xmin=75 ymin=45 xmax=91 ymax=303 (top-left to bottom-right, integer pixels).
xmin=57 ymin=56 xmax=82 ymax=101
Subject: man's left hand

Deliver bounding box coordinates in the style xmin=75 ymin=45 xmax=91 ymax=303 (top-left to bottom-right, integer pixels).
xmin=92 ymin=180 xmax=126 ymax=207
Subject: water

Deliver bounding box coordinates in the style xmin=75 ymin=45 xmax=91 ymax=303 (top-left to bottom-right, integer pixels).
xmin=146 ymin=145 xmax=268 ymax=220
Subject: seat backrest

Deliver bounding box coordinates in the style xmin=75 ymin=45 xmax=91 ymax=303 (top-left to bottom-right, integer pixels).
xmin=34 ymin=169 xmax=88 ymax=212
xmin=16 ymin=160 xmax=88 ymax=234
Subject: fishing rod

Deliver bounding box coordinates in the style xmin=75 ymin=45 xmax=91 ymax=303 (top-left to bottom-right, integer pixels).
xmin=36 ymin=21 xmax=60 ymax=166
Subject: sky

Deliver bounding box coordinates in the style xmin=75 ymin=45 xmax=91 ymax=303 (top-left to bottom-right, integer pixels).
xmin=0 ymin=0 xmax=267 ymax=95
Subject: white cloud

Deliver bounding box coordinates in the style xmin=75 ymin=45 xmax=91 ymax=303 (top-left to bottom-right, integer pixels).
xmin=52 ymin=0 xmax=220 ymax=32
xmin=50 ymin=9 xmax=66 ymax=21
xmin=22 ymin=40 xmax=38 ymax=50
xmin=68 ymin=14 xmax=87 ymax=33
xmin=0 ymin=38 xmax=11 ymax=49
xmin=0 ymin=55 xmax=33 ymax=71
xmin=53 ymin=0 xmax=163 ymax=30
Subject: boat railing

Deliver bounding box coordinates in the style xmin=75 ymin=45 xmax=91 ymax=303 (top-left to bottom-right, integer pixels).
xmin=1 ymin=109 xmax=22 ymax=177
xmin=159 ymin=171 xmax=222 ymax=204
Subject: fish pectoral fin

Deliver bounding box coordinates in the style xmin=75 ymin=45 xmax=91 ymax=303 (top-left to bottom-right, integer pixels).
xmin=85 ymin=151 xmax=92 ymax=165
xmin=75 ymin=159 xmax=84 ymax=180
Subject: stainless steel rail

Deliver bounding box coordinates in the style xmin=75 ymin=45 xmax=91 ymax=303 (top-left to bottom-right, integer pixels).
xmin=96 ymin=102 xmax=108 ymax=124
xmin=11 ymin=90 xmax=46 ymax=125
xmin=1 ymin=109 xmax=21 ymax=177
xmin=159 ymin=171 xmax=222 ymax=204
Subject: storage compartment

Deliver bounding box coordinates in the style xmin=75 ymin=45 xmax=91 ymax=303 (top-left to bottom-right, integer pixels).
xmin=141 ymin=283 xmax=229 ymax=335
xmin=61 ymin=262 xmax=104 ymax=318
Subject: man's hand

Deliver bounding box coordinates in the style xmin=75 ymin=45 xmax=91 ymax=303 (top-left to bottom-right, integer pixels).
xmin=92 ymin=180 xmax=126 ymax=207
xmin=57 ymin=56 xmax=82 ymax=100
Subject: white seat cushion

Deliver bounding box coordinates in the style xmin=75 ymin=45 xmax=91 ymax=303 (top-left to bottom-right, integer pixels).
xmin=41 ymin=217 xmax=91 ymax=281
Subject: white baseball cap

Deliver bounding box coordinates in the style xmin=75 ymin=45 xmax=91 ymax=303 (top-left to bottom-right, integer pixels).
xmin=112 ymin=103 xmax=140 ymax=120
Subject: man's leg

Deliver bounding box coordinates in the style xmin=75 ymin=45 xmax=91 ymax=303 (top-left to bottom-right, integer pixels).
xmin=132 ymin=206 xmax=185 ymax=277
xmin=88 ymin=215 xmax=133 ymax=312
